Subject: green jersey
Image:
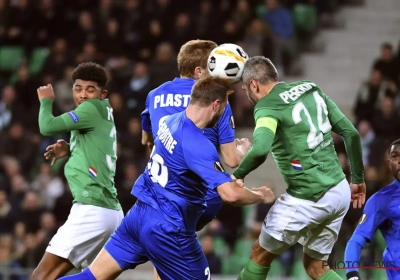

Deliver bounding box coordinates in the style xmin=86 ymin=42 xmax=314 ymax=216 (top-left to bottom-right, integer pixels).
xmin=234 ymin=80 xmax=364 ymax=201
xmin=39 ymin=98 xmax=121 ymax=210
xmin=254 ymin=80 xmax=345 ymax=199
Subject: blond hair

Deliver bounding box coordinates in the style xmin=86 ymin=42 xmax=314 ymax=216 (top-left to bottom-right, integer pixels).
xmin=177 ymin=40 xmax=218 ymax=78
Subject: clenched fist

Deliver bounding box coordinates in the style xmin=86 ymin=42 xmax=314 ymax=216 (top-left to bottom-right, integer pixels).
xmin=253 ymin=186 xmax=275 ymax=204
xmin=37 ymin=84 xmax=55 ymax=101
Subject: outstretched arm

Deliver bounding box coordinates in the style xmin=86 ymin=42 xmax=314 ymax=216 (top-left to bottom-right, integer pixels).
xmin=232 ymin=116 xmax=277 ymax=180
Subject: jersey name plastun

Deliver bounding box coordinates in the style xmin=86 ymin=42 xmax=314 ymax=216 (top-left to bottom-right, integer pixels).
xmin=279 ymin=82 xmax=316 ymax=104
xmin=154 ymin=93 xmax=191 ymax=108
xmin=157 ymin=121 xmax=177 ymax=154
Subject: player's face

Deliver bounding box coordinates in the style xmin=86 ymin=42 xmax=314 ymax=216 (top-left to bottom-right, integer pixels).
xmin=388 ymin=144 xmax=400 ymax=181
xmin=242 ymin=81 xmax=259 ymax=105
xmin=207 ymin=98 xmax=227 ymax=128
xmin=72 ymin=79 xmax=107 ymax=106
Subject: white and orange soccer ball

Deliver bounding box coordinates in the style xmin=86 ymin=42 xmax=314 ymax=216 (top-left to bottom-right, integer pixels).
xmin=207 ymin=43 xmax=249 ymax=85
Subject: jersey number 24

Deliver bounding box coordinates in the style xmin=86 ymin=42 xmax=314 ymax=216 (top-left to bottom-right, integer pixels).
xmin=292 ymin=91 xmax=332 ymax=149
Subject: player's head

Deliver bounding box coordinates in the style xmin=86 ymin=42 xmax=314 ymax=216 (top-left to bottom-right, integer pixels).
xmin=388 ymin=139 xmax=400 ymax=181
xmin=190 ymin=76 xmax=229 ymax=128
xmin=241 ymin=56 xmax=278 ymax=104
xmin=71 ymin=62 xmax=108 ymax=106
xmin=177 ymin=40 xmax=218 ymax=80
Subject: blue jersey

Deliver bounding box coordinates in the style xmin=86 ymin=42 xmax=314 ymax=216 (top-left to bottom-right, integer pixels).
xmin=133 ymin=111 xmax=232 ymax=232
xmin=141 ymin=77 xmax=235 ymax=200
xmin=354 ymin=180 xmax=400 ymax=270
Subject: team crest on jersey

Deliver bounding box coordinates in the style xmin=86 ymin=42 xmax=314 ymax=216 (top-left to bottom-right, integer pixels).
xmin=230 ymin=116 xmax=235 ymax=129
xmin=358 ymin=214 xmax=367 ymax=224
xmin=214 ymin=162 xmax=225 ymax=172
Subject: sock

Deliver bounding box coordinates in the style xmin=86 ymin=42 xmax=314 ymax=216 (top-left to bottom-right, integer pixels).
xmin=58 ymin=268 xmax=96 ymax=280
xmin=237 ymin=259 xmax=270 ymax=280
xmin=317 ymin=269 xmax=343 ymax=280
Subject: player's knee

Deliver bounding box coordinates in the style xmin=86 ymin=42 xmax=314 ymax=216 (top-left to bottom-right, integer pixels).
xmin=249 ymin=240 xmax=275 ymax=267
xmin=32 ymin=266 xmax=49 ymax=280
xmin=303 ymin=252 xmax=329 ymax=280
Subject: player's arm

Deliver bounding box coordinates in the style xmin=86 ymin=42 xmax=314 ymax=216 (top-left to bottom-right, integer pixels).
xmin=217 ymin=103 xmax=244 ymax=168
xmin=344 ymin=194 xmax=388 ymax=279
xmin=141 ymin=96 xmax=154 ymax=148
xmin=325 ymin=95 xmax=364 ymax=184
xmin=232 ymin=108 xmax=278 ymax=180
xmin=183 ymin=137 xmax=274 ymax=206
xmin=39 ymin=98 xmax=97 ymax=136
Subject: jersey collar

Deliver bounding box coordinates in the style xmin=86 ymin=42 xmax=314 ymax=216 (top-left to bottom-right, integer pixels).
xmin=173 ymin=77 xmax=196 ymax=84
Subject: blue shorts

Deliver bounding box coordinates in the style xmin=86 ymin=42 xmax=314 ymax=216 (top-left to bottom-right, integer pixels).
xmin=104 ymin=200 xmax=211 ymax=280
xmin=196 ymin=196 xmax=223 ymax=231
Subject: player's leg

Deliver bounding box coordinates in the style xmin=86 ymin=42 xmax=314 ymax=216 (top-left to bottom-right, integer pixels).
xmin=139 ymin=202 xmax=210 ymax=280
xmin=32 ymin=253 xmax=75 ymax=280
xmin=196 ymin=197 xmax=223 ymax=231
xmin=238 ymin=195 xmax=303 ymax=280
xmin=301 ymin=179 xmax=351 ymax=280
xmin=33 ymin=203 xmax=124 ymax=280
xmin=58 ymin=202 xmax=149 ymax=280
xmin=32 ymin=203 xmax=86 ymax=280
xmin=152 ymin=198 xmax=223 ymax=280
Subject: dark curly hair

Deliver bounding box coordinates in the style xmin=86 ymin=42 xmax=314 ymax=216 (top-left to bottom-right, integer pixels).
xmin=71 ymin=62 xmax=108 ymax=88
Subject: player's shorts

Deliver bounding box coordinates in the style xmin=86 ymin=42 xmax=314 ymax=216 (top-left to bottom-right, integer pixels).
xmin=196 ymin=196 xmax=223 ymax=231
xmin=104 ymin=200 xmax=211 ymax=280
xmin=46 ymin=202 xmax=124 ymax=268
xmin=259 ymin=178 xmax=350 ymax=261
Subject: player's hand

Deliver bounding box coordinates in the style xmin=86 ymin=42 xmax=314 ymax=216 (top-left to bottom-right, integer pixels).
xmin=37 ymin=84 xmax=55 ymax=101
xmin=235 ymin=138 xmax=251 ymax=155
xmin=231 ymin=174 xmax=244 ymax=188
xmin=253 ymin=186 xmax=275 ymax=204
xmin=44 ymin=139 xmax=70 ymax=165
xmin=350 ymin=183 xmax=366 ymax=208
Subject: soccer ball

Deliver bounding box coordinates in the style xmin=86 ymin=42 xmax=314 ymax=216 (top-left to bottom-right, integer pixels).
xmin=207 ymin=43 xmax=249 ymax=85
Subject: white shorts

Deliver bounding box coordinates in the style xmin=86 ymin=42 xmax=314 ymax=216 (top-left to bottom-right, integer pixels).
xmin=46 ymin=202 xmax=124 ymax=268
xmin=259 ymin=178 xmax=350 ymax=260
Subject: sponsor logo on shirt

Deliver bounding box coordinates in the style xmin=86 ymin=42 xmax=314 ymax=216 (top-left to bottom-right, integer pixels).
xmin=68 ymin=112 xmax=79 ymax=123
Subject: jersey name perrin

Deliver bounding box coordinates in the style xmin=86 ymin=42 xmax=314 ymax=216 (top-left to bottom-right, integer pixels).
xmin=254 ymin=80 xmax=346 ymax=200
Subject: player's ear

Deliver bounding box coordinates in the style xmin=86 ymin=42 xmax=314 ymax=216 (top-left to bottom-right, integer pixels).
xmin=212 ymin=99 xmax=220 ymax=112
xmin=100 ymin=89 xmax=108 ymax=100
xmin=251 ymin=80 xmax=259 ymax=93
xmin=194 ymin=67 xmax=202 ymax=79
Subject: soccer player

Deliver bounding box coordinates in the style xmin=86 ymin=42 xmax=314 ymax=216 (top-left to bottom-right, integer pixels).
xmin=59 ymin=76 xmax=275 ymax=280
xmin=32 ymin=62 xmax=124 ymax=280
xmin=344 ymin=139 xmax=400 ymax=280
xmin=230 ymin=56 xmax=366 ymax=280
xmin=141 ymin=39 xmax=251 ymax=232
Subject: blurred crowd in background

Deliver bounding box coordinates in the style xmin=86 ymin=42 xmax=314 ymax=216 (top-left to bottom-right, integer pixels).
xmin=0 ymin=0 xmax=399 ymax=279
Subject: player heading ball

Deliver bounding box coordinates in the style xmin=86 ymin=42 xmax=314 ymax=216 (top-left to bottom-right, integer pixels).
xmin=60 ymin=76 xmax=275 ymax=280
